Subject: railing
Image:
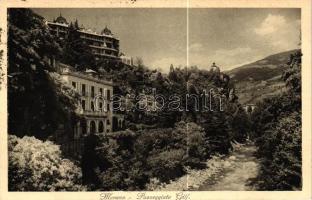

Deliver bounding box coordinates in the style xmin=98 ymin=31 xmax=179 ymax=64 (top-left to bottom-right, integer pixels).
xmin=89 ymin=45 xmax=118 ymax=52
xmin=82 ymin=110 xmax=109 ymax=116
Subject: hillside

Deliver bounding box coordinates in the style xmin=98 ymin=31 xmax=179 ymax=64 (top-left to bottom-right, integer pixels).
xmin=227 ymin=49 xmax=299 ymax=104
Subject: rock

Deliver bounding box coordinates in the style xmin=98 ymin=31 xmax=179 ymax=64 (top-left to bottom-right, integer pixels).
xmin=229 ymin=156 xmax=236 ymax=160
xmin=224 ymin=161 xmax=231 ymax=167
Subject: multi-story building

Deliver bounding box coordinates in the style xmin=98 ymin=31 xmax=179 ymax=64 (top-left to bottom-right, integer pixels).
xmin=59 ymin=63 xmax=114 ymax=138
xmin=46 ymin=14 xmax=120 ymax=61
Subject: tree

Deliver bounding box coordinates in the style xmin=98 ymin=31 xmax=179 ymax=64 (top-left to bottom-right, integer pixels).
xmin=135 ymin=57 xmax=144 ymax=67
xmin=61 ymin=20 xmax=95 ymax=70
xmin=74 ymin=19 xmax=79 ymax=30
xmin=8 ymin=8 xmax=78 ymax=139
xmin=251 ymin=50 xmax=302 ymax=190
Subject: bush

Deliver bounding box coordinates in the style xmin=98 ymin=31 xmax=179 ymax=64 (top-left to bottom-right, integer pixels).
xmin=173 ymin=121 xmax=207 ymax=168
xmin=8 ymin=135 xmax=85 ymax=191
xmin=255 ymin=112 xmax=302 ymax=190
xmin=147 ymin=149 xmax=185 ymax=182
xmin=95 ymin=131 xmax=148 ymax=190
xmin=251 ymin=51 xmax=302 ymax=190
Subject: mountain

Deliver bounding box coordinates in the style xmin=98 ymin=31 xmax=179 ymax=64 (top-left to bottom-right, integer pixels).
xmin=227 ymin=49 xmax=299 ymax=104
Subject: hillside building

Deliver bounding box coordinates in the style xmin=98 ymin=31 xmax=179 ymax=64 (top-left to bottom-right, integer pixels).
xmin=243 ymin=104 xmax=257 ymax=114
xmin=46 ymin=14 xmax=120 ymax=61
xmin=59 ymin=63 xmax=114 ymax=138
xmin=210 ymin=62 xmax=220 ymax=73
xmin=120 ymin=55 xmax=134 ymax=66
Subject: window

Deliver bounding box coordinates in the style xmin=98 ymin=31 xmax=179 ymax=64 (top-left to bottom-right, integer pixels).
xmin=91 ymin=101 xmax=94 ymax=111
xmin=107 ymin=103 xmax=110 ymax=111
xmin=72 ymin=81 xmax=76 ymax=89
xmin=99 ymin=88 xmax=103 ymax=96
xmin=91 ymin=86 xmax=95 ymax=97
xmin=107 ymin=119 xmax=110 ymax=125
xmin=81 ymin=100 xmax=86 ymax=111
xmin=90 ymin=121 xmax=96 ymax=134
xmin=98 ymin=121 xmax=104 ymax=133
xmin=82 ymin=84 xmax=86 ymax=96
xmin=107 ymin=89 xmax=111 ymax=100
xmin=99 ymin=102 xmax=103 ymax=111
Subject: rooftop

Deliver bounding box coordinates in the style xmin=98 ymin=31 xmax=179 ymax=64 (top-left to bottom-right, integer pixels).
xmin=54 ymin=13 xmax=68 ymax=24
xmin=58 ymin=63 xmax=113 ymax=86
xmin=47 ymin=15 xmax=118 ymax=39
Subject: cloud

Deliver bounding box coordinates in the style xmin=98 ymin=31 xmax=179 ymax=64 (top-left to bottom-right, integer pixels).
xmin=189 ymin=43 xmax=204 ymax=52
xmin=255 ymin=14 xmax=286 ymax=35
xmin=254 ymin=14 xmax=300 ymax=51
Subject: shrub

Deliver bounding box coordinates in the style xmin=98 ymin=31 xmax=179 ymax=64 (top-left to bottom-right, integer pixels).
xmin=8 ymin=135 xmax=85 ymax=191
xmin=255 ymin=112 xmax=302 ymax=190
xmin=251 ymin=51 xmax=302 ymax=190
xmin=95 ymin=131 xmax=148 ymax=190
xmin=147 ymin=149 xmax=186 ymax=182
xmin=173 ymin=121 xmax=207 ymax=168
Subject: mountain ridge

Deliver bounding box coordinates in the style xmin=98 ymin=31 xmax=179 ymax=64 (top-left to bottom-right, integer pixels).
xmin=226 ymin=49 xmax=299 ymax=104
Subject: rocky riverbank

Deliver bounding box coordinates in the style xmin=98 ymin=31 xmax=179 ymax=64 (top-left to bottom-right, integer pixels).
xmin=147 ymin=142 xmax=259 ymax=191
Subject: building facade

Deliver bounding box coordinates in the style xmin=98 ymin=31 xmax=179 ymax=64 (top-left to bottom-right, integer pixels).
xmin=243 ymin=104 xmax=257 ymax=114
xmin=46 ymin=14 xmax=120 ymax=61
xmin=120 ymin=55 xmax=134 ymax=66
xmin=59 ymin=63 xmax=113 ymax=138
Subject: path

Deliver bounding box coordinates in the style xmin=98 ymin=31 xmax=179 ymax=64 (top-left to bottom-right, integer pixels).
xmin=198 ymin=143 xmax=259 ymax=191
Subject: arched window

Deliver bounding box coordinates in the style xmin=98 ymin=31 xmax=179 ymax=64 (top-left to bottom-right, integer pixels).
xmin=99 ymin=121 xmax=104 ymax=133
xmin=90 ymin=120 xmax=96 ymax=134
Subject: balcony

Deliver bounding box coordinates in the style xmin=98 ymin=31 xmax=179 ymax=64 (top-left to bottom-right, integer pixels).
xmin=82 ymin=109 xmax=110 ymax=117
xmin=89 ymin=45 xmax=118 ymax=52
xmin=93 ymin=52 xmax=118 ymax=59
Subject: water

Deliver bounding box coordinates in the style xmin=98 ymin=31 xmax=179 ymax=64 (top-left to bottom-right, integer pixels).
xmin=198 ymin=143 xmax=259 ymax=191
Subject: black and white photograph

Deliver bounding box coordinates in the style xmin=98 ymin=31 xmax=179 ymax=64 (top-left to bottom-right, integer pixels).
xmin=1 ymin=0 xmax=311 ymax=197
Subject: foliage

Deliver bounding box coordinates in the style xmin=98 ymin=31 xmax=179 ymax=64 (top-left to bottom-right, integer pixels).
xmin=8 ymin=9 xmax=78 ymax=140
xmin=254 ymin=113 xmax=301 ymax=190
xmin=94 ymin=131 xmax=148 ymax=190
xmin=251 ymin=50 xmax=302 ymax=190
xmin=85 ymin=122 xmax=210 ymax=190
xmin=8 ymin=135 xmax=85 ymax=191
xmin=147 ymin=149 xmax=185 ymax=182
xmin=60 ymin=21 xmax=96 ymax=70
xmin=7 ymin=9 xmax=251 ymax=191
xmin=225 ymin=102 xmax=251 ymax=142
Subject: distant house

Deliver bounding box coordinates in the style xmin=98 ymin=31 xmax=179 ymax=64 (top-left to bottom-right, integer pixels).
xmin=243 ymin=104 xmax=257 ymax=114
xmin=210 ymin=62 xmax=221 ymax=73
xmin=120 ymin=55 xmax=134 ymax=66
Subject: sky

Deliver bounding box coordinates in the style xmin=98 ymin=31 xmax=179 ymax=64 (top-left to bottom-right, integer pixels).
xmin=33 ymin=8 xmax=300 ymax=73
